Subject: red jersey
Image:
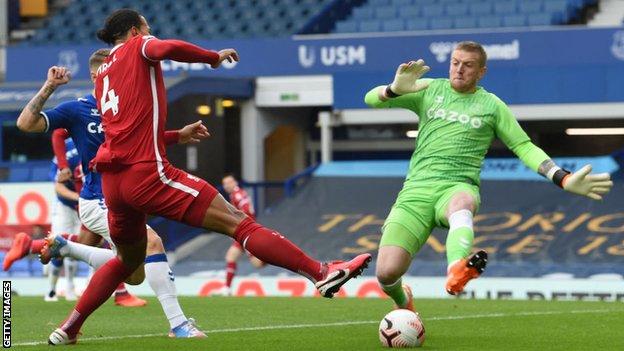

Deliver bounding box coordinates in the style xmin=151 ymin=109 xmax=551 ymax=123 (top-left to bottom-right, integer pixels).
xmin=229 ymin=187 xmax=255 ymax=219
xmin=92 ymin=35 xmax=219 ymax=170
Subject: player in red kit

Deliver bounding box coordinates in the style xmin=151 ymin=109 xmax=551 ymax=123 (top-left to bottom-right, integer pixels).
xmin=48 ymin=9 xmax=371 ymax=345
xmin=216 ymin=174 xmax=265 ymax=296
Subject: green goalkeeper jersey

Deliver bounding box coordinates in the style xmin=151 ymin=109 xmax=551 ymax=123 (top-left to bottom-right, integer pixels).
xmin=365 ymin=78 xmax=549 ymax=186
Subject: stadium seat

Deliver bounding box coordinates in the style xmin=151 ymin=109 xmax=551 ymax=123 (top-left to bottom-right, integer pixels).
xmin=422 ymin=4 xmax=444 ymax=17
xmin=478 ymin=16 xmax=502 ymax=28
xmin=502 ymin=14 xmax=526 ymax=27
xmin=369 ymin=0 xmax=390 ymax=6
xmin=391 ymin=0 xmax=413 ymax=7
xmin=518 ymin=1 xmax=542 ymax=14
xmin=454 ymin=17 xmax=478 ymax=29
xmin=429 ymin=17 xmax=454 ymax=30
xmin=382 ymin=19 xmax=405 ymax=32
xmin=405 ymin=19 xmax=428 ymax=31
xmin=335 ymin=21 xmax=358 ymax=33
xmin=527 ymin=13 xmax=554 ymax=26
xmin=544 ymin=0 xmax=572 ymax=22
xmin=445 ymin=3 xmax=468 ymax=16
xmin=352 ymin=7 xmax=375 ymax=20
xmin=359 ymin=19 xmax=382 ymax=32
xmin=469 ymin=2 xmax=492 ymax=16
xmin=8 ymin=167 xmax=30 ymax=182
xmin=494 ymin=1 xmax=518 ymax=15
xmin=399 ymin=6 xmax=420 ymax=19
xmin=375 ymin=7 xmax=397 ymax=20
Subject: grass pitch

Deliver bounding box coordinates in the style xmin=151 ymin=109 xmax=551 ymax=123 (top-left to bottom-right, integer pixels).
xmin=10 ymin=296 xmax=624 ymax=350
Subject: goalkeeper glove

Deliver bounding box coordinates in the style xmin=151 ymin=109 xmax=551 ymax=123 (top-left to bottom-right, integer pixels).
xmin=387 ymin=59 xmax=431 ymax=96
xmin=561 ymin=164 xmax=613 ymax=201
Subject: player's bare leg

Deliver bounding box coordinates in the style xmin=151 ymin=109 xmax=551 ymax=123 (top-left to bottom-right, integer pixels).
xmin=201 ymin=194 xmax=371 ymax=298
xmin=376 ymin=244 xmax=414 ymax=311
xmin=444 ymin=192 xmax=487 ymax=295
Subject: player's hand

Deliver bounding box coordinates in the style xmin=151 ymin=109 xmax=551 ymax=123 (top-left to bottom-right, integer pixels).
xmin=211 ymin=49 xmax=239 ymax=69
xmin=562 ymin=164 xmax=613 ymax=201
xmin=390 ymin=59 xmax=431 ymax=95
xmin=56 ymin=167 xmax=72 ymax=183
xmin=179 ymin=120 xmax=210 ymax=144
xmin=46 ymin=66 xmax=71 ymax=88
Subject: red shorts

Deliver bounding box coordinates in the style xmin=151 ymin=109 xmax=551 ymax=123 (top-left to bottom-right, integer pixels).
xmin=102 ymin=162 xmax=218 ymax=245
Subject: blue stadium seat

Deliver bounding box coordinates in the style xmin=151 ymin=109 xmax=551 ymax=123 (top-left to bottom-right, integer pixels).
xmin=518 ymin=1 xmax=542 ymax=14
xmin=422 ymin=4 xmax=444 ymax=17
xmin=335 ymin=21 xmax=358 ymax=33
xmin=454 ymin=17 xmax=478 ymax=29
xmin=527 ymin=13 xmax=554 ymax=26
xmin=391 ymin=0 xmax=413 ymax=6
xmin=9 ymin=167 xmax=30 ymax=182
xmin=428 ymin=17 xmax=454 ymax=30
xmin=478 ymin=16 xmax=502 ymax=28
xmin=494 ymin=1 xmax=517 ymax=15
xmin=375 ymin=7 xmax=397 ymax=20
xmin=469 ymin=2 xmax=492 ymax=16
xmin=502 ymin=14 xmax=526 ymax=27
xmin=405 ymin=19 xmax=428 ymax=31
xmin=352 ymin=7 xmax=374 ymax=20
xmin=544 ymin=0 xmax=571 ymax=22
xmin=369 ymin=0 xmax=390 ymax=6
xmin=382 ymin=19 xmax=405 ymax=31
xmin=358 ymin=19 xmax=382 ymax=32
xmin=445 ymin=3 xmax=468 ymax=16
xmin=399 ymin=6 xmax=420 ymax=19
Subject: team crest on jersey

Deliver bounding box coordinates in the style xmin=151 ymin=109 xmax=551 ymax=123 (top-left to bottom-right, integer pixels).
xmin=435 ymin=96 xmax=444 ymax=104
xmin=611 ymin=31 xmax=624 ymax=60
xmin=57 ymin=50 xmax=80 ymax=76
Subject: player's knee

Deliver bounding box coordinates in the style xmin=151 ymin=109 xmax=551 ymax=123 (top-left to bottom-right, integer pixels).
xmin=146 ymin=231 xmax=164 ymax=255
xmin=376 ymin=265 xmax=402 ymax=285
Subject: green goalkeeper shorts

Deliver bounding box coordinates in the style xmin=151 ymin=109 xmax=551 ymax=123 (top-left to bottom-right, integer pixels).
xmin=380 ymin=181 xmax=481 ymax=256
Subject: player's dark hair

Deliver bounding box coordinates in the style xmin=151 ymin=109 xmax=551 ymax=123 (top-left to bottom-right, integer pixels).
xmin=455 ymin=41 xmax=487 ymax=67
xmin=89 ymin=48 xmax=110 ymax=70
xmin=96 ymin=9 xmax=143 ymax=45
xmin=222 ymin=173 xmax=237 ymax=181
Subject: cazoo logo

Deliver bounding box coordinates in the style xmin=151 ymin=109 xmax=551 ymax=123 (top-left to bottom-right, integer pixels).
xmin=427 ymin=107 xmax=483 ymax=128
xmin=298 ymin=45 xmax=366 ymax=68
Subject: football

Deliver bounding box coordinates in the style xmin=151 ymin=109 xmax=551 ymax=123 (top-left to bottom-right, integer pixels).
xmin=378 ymin=309 xmax=425 ymax=348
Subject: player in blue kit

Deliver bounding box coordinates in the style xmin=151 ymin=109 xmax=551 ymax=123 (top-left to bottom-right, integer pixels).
xmin=17 ymin=48 xmax=208 ymax=338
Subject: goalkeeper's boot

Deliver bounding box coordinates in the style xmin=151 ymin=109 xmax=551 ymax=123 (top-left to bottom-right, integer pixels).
xmin=445 ymin=250 xmax=488 ymax=295
xmin=3 ymin=232 xmax=32 ymax=271
xmin=48 ymin=328 xmax=79 ymax=345
xmin=168 ymin=318 xmax=206 ymax=338
xmin=393 ymin=284 xmax=415 ymax=312
xmin=315 ymin=254 xmax=372 ymax=298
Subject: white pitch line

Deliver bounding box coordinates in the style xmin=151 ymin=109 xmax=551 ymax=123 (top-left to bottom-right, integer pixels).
xmin=12 ymin=309 xmax=615 ymax=347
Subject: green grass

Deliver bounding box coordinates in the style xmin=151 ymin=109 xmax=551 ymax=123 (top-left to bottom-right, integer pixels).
xmin=10 ymin=296 xmax=624 ymax=350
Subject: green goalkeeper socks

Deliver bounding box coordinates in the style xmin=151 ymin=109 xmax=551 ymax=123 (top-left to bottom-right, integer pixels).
xmin=380 ymin=279 xmax=408 ymax=308
xmin=446 ymin=226 xmax=474 ymax=265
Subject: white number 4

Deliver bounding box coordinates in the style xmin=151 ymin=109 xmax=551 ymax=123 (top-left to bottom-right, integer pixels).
xmin=100 ymin=75 xmax=119 ymax=116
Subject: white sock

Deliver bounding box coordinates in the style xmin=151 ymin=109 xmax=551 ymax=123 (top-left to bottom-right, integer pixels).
xmin=49 ymin=260 xmax=62 ymax=293
xmin=61 ymin=241 xmax=115 ymax=269
xmin=145 ymin=254 xmax=187 ymax=329
xmin=63 ymin=258 xmax=77 ymax=293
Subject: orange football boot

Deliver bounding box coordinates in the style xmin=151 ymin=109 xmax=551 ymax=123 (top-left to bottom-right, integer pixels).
xmin=445 ymin=250 xmax=488 ymax=295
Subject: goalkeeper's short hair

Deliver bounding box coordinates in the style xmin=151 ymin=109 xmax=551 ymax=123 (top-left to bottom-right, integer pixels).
xmin=455 ymin=41 xmax=487 ymax=67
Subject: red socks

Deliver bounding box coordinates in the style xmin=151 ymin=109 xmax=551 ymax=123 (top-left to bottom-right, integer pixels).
xmin=60 ymin=258 xmax=134 ymax=336
xmin=233 ymin=218 xmax=323 ymax=282
xmin=225 ymin=262 xmax=237 ymax=287
xmin=30 ymin=239 xmax=45 ymax=254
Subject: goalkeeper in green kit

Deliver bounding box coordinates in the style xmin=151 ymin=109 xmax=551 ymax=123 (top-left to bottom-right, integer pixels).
xmin=364 ymin=41 xmax=613 ymax=311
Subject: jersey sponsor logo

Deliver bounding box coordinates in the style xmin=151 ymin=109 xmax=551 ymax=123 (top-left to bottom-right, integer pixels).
xmin=610 ymin=30 xmax=624 ymax=60
xmin=87 ymin=122 xmax=104 ymax=134
xmin=426 ymin=107 xmax=483 ymax=129
xmin=298 ymin=45 xmax=366 ymax=68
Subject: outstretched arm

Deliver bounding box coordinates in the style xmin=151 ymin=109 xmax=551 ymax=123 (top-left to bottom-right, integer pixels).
xmin=496 ymin=101 xmax=613 ymax=200
xmin=143 ymin=37 xmax=239 ymax=68
xmin=17 ymin=66 xmax=71 ymax=132
xmin=164 ymin=120 xmax=210 ymax=146
xmin=365 ymin=59 xmax=432 ymax=110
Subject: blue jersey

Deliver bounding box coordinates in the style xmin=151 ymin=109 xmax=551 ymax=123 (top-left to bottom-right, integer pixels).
xmin=42 ymin=94 xmax=103 ymax=200
xmin=49 ymin=138 xmax=81 ymax=208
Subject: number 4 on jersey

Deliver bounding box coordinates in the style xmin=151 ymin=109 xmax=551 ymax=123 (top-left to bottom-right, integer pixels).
xmin=100 ymin=75 xmax=119 ymax=116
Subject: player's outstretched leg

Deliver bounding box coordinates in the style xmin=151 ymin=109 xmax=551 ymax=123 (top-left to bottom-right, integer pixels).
xmin=444 ymin=209 xmax=487 ymax=295
xmin=144 ymin=229 xmax=205 ymax=338
xmin=2 ymin=232 xmax=45 ymax=271
xmin=376 ymin=236 xmax=414 ymax=312
xmin=201 ymin=194 xmax=371 ymax=298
